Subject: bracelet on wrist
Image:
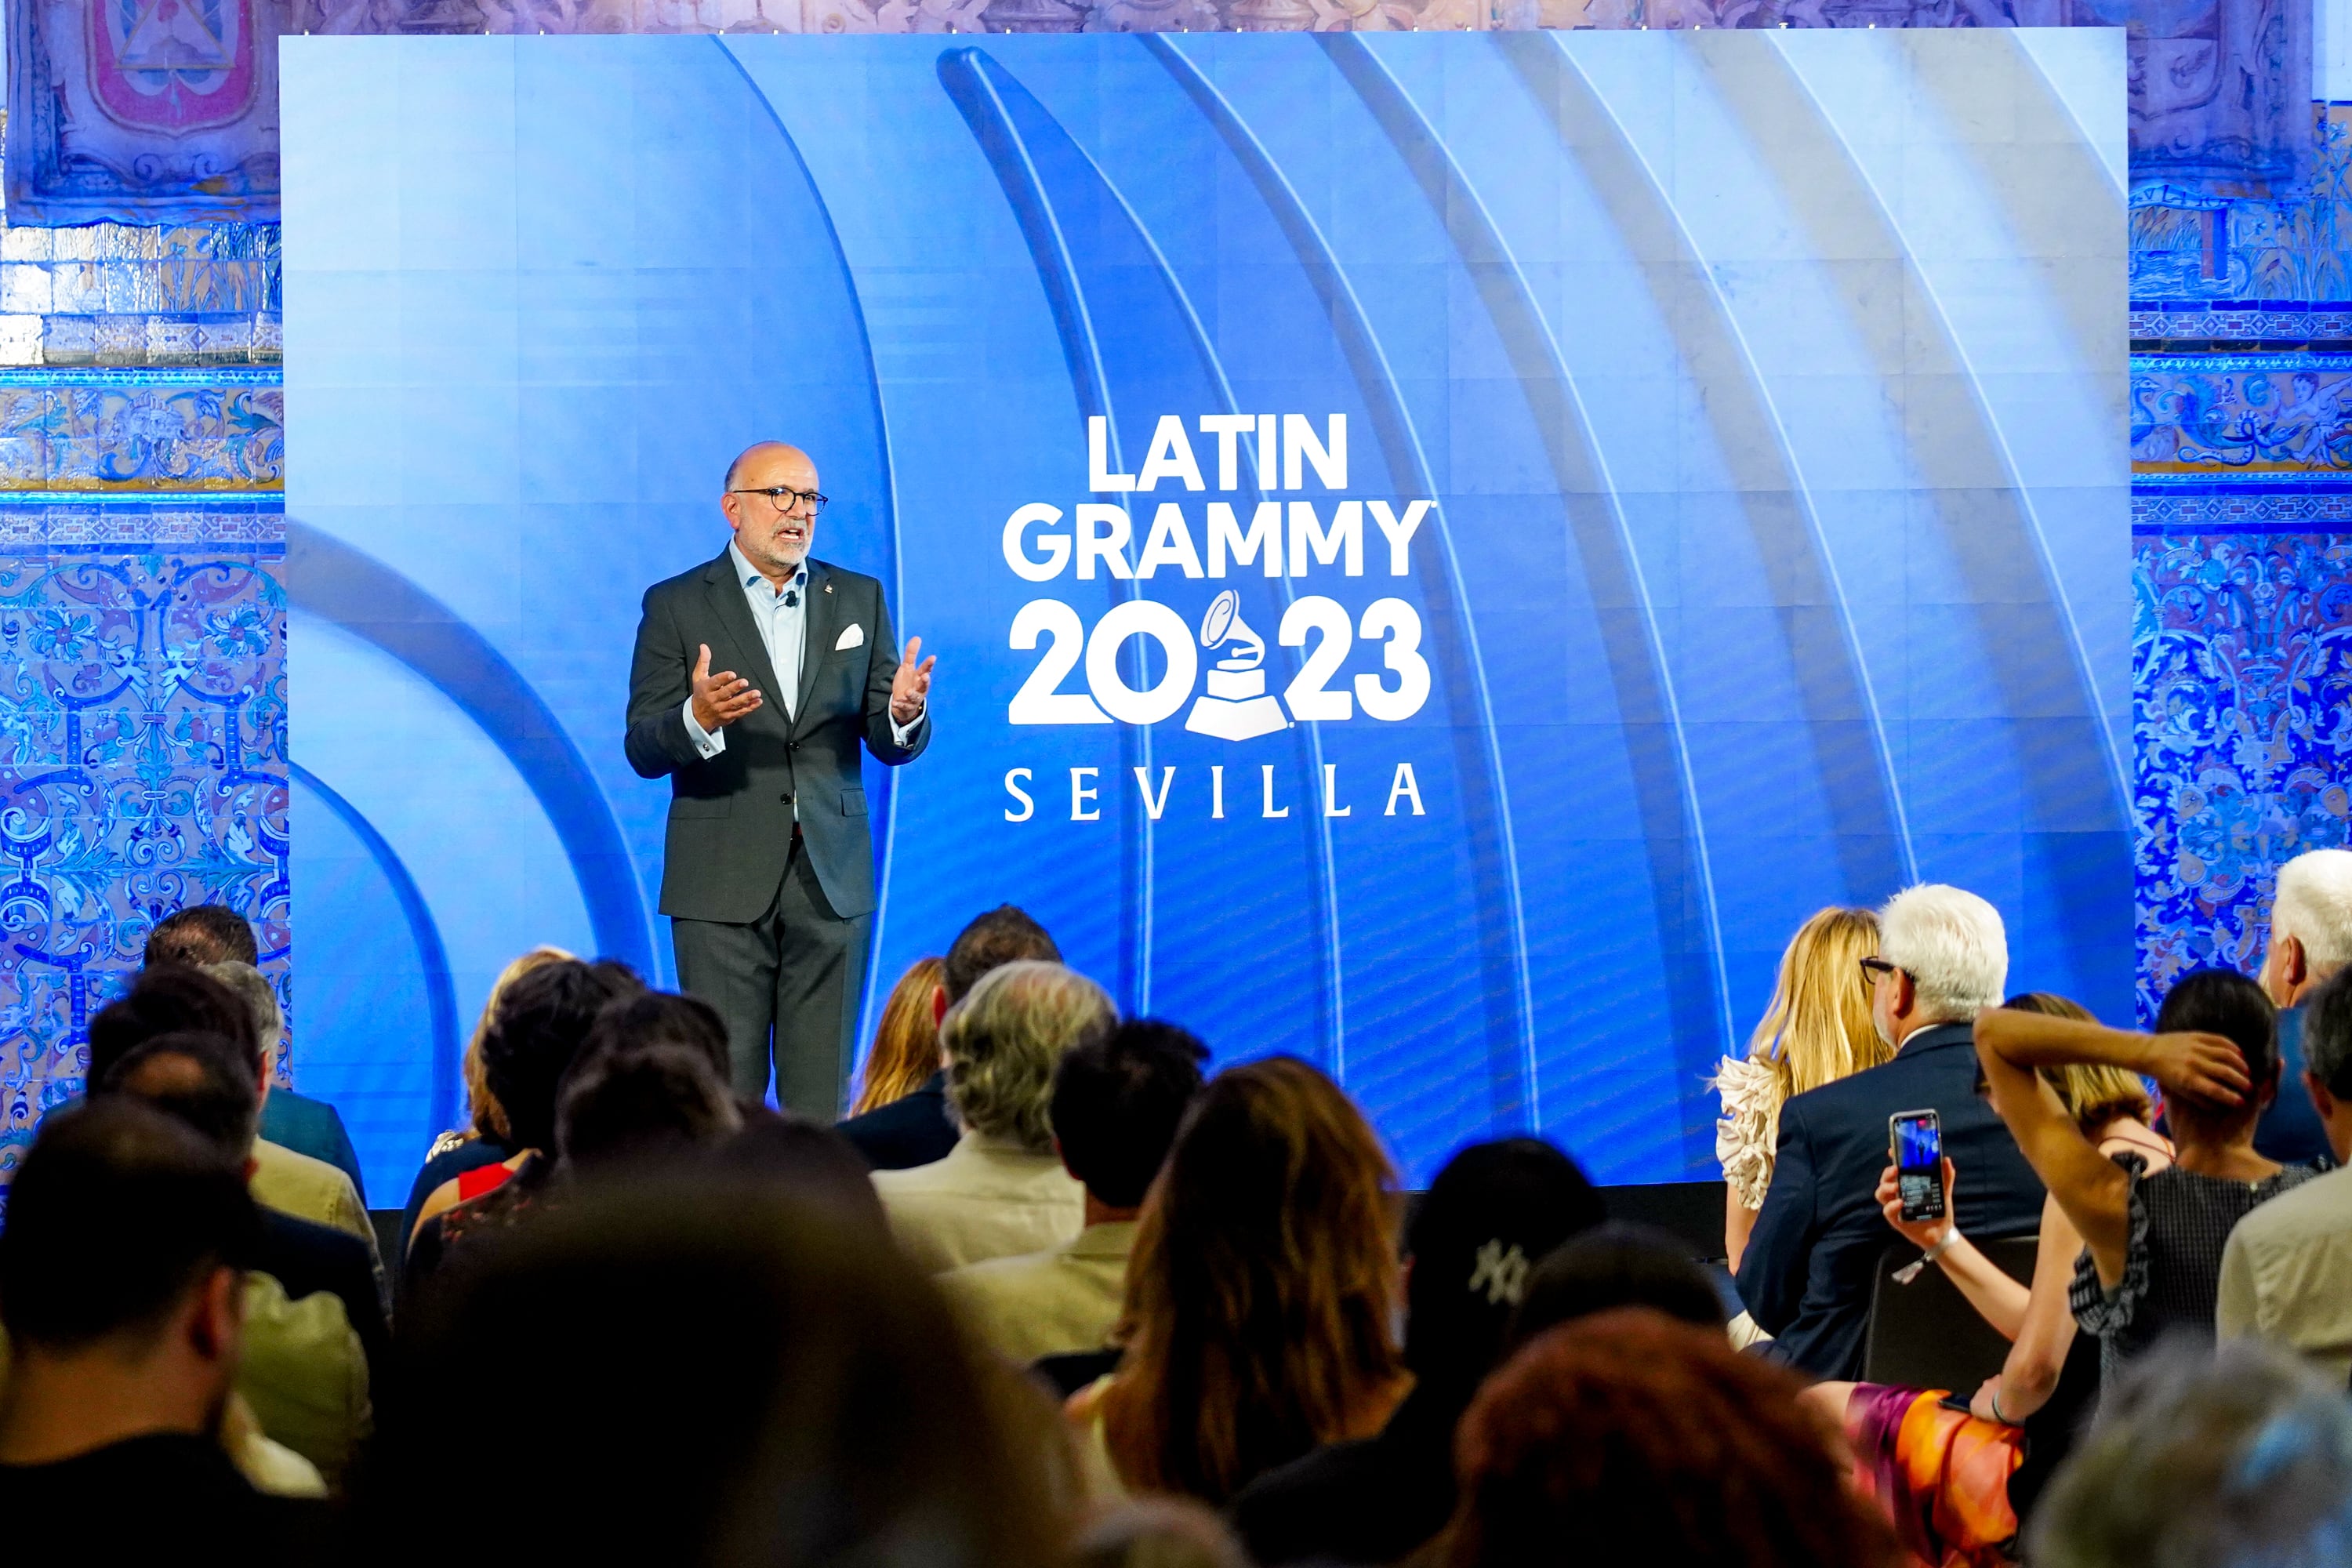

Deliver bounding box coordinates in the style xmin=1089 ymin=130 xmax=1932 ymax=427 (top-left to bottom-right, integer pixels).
xmin=1919 ymin=1225 xmax=1962 ymax=1264
xmin=1988 ymin=1384 xmax=2011 ymax=1425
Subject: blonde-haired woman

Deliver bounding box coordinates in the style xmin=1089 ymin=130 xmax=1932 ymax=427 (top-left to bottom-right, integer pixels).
xmin=398 ymin=945 xmax=574 ymax=1250
xmin=851 ymin=956 xmax=948 ymax=1116
xmin=1715 ymin=908 xmax=1888 ymax=1272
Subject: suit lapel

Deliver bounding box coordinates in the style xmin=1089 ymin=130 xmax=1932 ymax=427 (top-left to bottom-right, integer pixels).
xmin=701 ymin=550 xmax=786 ymax=722
xmin=793 ymin=559 xmax=837 ymax=733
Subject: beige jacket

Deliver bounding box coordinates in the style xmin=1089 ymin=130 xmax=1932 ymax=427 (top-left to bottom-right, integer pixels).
xmin=940 ymin=1221 xmax=1136 ymax=1366
xmin=870 ymin=1131 xmax=1084 ymax=1275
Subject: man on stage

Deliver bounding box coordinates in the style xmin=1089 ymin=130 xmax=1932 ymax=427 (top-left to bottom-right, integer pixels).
xmin=626 ymin=441 xmax=935 ymax=1116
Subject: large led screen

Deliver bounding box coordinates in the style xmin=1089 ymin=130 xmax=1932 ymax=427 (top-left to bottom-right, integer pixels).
xmin=282 ymin=29 xmax=2127 ymax=1197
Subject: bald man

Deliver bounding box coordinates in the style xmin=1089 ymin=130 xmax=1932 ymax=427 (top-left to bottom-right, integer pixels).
xmin=626 ymin=443 xmax=935 ymax=1116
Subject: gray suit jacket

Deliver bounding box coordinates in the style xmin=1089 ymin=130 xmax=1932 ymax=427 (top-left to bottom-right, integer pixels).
xmin=625 ymin=549 xmax=927 ymax=923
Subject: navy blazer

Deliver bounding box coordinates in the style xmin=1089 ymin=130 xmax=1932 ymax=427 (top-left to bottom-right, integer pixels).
xmin=1736 ymin=1021 xmax=2045 ymax=1380
xmin=836 ymin=1072 xmax=958 ymax=1172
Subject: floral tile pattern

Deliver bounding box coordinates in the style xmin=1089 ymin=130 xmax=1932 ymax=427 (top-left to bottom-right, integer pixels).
xmin=0 ymin=374 xmax=285 ymax=490
xmin=0 ymin=513 xmax=289 ymax=1192
xmin=2133 ymin=529 xmax=2352 ymax=1022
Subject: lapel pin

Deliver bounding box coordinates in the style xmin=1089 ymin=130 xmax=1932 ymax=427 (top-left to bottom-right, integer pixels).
xmin=824 ymin=583 xmax=833 ymax=593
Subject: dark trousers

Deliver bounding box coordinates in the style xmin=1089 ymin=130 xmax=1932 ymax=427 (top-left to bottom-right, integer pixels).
xmin=670 ymin=837 xmax=869 ymax=1118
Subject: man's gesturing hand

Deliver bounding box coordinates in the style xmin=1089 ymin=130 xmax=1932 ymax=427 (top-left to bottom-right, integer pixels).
xmin=891 ymin=635 xmax=936 ymax=726
xmin=691 ymin=643 xmax=762 ymax=733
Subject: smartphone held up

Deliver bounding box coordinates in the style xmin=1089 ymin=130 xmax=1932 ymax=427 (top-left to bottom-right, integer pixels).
xmin=1890 ymin=1109 xmax=1945 ymax=1224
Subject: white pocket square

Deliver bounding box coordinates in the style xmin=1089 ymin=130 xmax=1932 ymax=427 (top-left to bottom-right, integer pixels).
xmin=834 ymin=622 xmax=865 ymax=652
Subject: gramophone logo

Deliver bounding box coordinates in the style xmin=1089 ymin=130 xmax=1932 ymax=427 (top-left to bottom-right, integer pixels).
xmin=1184 ymin=590 xmax=1289 ymax=742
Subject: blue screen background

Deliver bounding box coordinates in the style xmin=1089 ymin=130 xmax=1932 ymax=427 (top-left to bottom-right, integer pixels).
xmin=280 ymin=30 xmax=2126 ymax=1199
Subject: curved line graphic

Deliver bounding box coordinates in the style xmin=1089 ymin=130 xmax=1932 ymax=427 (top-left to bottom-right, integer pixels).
xmin=281 ymin=520 xmax=656 ymax=978
xmin=717 ymin=37 xmax=910 ymax=1051
xmin=942 ymin=45 xmax=1349 ymax=1069
xmin=1145 ymin=34 xmax=1539 ymax=1123
xmin=1321 ymin=33 xmax=1736 ymax=1079
xmin=937 ymin=47 xmax=1160 ymax=1016
xmin=1762 ymin=34 xmax=2131 ymax=815
xmin=1516 ymin=31 xmax=1918 ymax=890
xmin=289 ymin=760 xmax=463 ymax=1134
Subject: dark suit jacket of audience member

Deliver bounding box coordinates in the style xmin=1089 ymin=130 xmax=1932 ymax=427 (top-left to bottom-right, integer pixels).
xmin=2256 ymin=1005 xmax=2333 ymax=1167
xmin=1228 ymin=1381 xmax=1459 ymax=1567
xmin=260 ymin=1207 xmax=390 ymax=1394
xmin=1736 ymin=1020 xmax=2045 ymax=1380
xmin=837 ymin=1070 xmax=957 ymax=1171
xmin=258 ymin=1089 xmax=368 ymax=1204
xmin=0 ymin=1433 xmax=328 ymax=1565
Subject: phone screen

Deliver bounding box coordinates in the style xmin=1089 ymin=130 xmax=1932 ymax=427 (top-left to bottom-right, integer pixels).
xmin=1893 ymin=1112 xmax=1944 ymax=1221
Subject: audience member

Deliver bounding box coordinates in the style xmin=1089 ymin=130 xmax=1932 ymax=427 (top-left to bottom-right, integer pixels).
xmin=849 ymin=953 xmax=947 ymax=1116
xmin=404 ymin=959 xmax=644 ymax=1294
xmin=101 ymin=1032 xmax=383 ymax=1480
xmin=840 ymin=904 xmax=1062 ymax=1170
xmin=2221 ymin=965 xmax=2352 ymax=1377
xmin=713 ymin=1113 xmax=892 ymax=1236
xmin=2253 ymin=847 xmax=2352 ymax=1164
xmin=872 ymin=960 xmax=1112 ymax=1273
xmin=400 ymin=945 xmax=569 ymax=1245
xmin=1739 ymin=884 xmax=2044 ymax=1378
xmin=0 ymin=1100 xmax=325 ymax=1562
xmin=359 ymin=1178 xmax=1062 ymax=1566
xmin=1435 ymin=1308 xmax=1896 ymax=1568
xmin=556 ymin=1037 xmax=742 ymax=1174
xmin=2026 ymin=1337 xmax=2352 ymax=1568
xmin=1977 ymin=967 xmax=2320 ymax=1388
xmin=1803 ymin=994 xmax=2173 ymax=1566
xmin=1715 ymin=906 xmax=1886 ymax=1272
xmin=93 ymin=964 xmax=387 ymax=1312
xmin=1074 ymin=1056 xmax=1407 ymax=1504
xmin=1076 ymin=1499 xmax=1255 ymax=1568
xmin=942 ymin=1019 xmax=1207 ymax=1366
xmin=1230 ymin=1138 xmax=1604 ymax=1567
xmin=1505 ymin=1221 xmax=1730 ymax=1344
xmin=144 ymin=903 xmax=365 ymax=1198
xmin=201 ymin=960 xmax=376 ymax=1255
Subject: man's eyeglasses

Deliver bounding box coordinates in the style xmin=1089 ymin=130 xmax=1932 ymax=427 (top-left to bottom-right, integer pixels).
xmin=1860 ymin=956 xmax=1903 ymax=989
xmin=729 ymin=486 xmax=827 ymax=515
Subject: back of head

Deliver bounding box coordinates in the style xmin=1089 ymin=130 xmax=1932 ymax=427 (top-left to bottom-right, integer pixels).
xmin=2027 ymin=1336 xmax=2352 ymax=1568
xmin=1443 ymin=1309 xmax=1893 ymax=1568
xmin=466 ymin=945 xmax=576 ymax=1141
xmin=2155 ymin=967 xmax=2278 ymax=1114
xmin=1403 ymin=1138 xmax=1605 ymax=1388
xmin=0 ymin=1098 xmax=259 ymax=1352
xmin=375 ymin=1178 xmax=1058 ymax=1566
xmin=557 ymin=1040 xmax=742 ymax=1173
xmin=1075 ymin=1501 xmax=1254 ymax=1568
xmin=1107 ymin=1055 xmax=1401 ymax=1502
xmin=1751 ymin=906 xmax=1886 ymax=1098
xmin=1878 ymin=884 xmax=2009 ymax=1023
xmin=943 ymin=903 xmax=1061 ymax=1004
xmin=87 ymin=964 xmax=259 ymax=1088
xmin=143 ymin=904 xmax=258 ymax=968
xmin=852 ymin=955 xmax=948 ymax=1115
xmin=2274 ymin=848 xmax=2352 ymax=978
xmin=481 ymin=958 xmax=644 ymax=1152
xmin=579 ymin=990 xmax=731 ymax=1083
xmin=1506 ymin=1222 xmax=1726 ymax=1349
xmin=2002 ymin=994 xmax=2155 ymax=1131
xmin=1051 ymin=1019 xmax=1210 ymax=1209
xmin=713 ymin=1113 xmax=891 ymax=1236
xmin=199 ymin=960 xmax=282 ymax=1056
xmin=102 ymin=1030 xmax=263 ymax=1158
xmin=941 ymin=960 xmax=1114 ymax=1152
xmin=2304 ymin=965 xmax=2352 ymax=1099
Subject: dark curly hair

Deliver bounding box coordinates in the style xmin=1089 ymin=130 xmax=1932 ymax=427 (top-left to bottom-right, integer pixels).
xmin=481 ymin=959 xmax=644 ymax=1152
xmin=1441 ymin=1308 xmax=1895 ymax=1568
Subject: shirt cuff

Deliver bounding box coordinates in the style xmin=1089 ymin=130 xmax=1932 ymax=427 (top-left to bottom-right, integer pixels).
xmin=889 ymin=701 xmax=926 ymax=750
xmin=683 ymin=695 xmax=725 ymax=759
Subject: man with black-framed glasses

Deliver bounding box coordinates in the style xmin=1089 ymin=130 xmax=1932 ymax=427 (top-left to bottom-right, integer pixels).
xmin=1736 ymin=884 xmax=2044 ymax=1379
xmin=626 ymin=441 xmax=935 ymax=1118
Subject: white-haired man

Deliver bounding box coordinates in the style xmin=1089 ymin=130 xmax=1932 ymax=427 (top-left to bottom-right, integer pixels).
xmin=1737 ymin=884 xmax=2045 ymax=1379
xmin=2253 ymin=848 xmax=2352 ymax=1164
